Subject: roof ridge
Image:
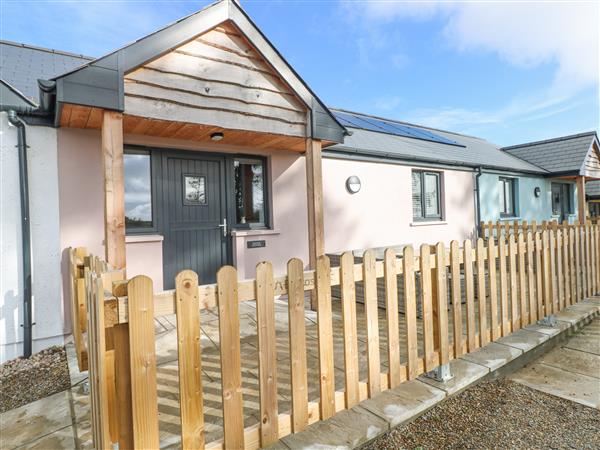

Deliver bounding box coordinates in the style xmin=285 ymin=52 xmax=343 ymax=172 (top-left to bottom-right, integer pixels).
xmin=501 ymin=131 xmax=598 ymax=150
xmin=0 ymin=39 xmax=94 ymax=60
xmin=329 ymin=106 xmax=489 ymax=142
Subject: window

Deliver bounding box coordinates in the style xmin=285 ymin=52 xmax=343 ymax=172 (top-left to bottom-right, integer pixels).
xmin=499 ymin=177 xmax=516 ymax=217
xmin=551 ymin=183 xmax=572 ymax=216
xmin=124 ymin=151 xmax=153 ymax=230
xmin=412 ymin=171 xmax=442 ymax=220
xmin=234 ymin=158 xmax=267 ymax=227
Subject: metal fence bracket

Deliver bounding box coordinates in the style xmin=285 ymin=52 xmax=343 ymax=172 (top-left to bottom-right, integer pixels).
xmin=425 ymin=363 xmax=453 ymax=382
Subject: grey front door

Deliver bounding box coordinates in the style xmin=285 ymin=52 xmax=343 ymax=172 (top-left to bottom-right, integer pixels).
xmin=162 ymin=153 xmax=228 ymax=289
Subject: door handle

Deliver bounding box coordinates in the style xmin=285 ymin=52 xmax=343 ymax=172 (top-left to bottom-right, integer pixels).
xmin=218 ymin=218 xmax=228 ymax=237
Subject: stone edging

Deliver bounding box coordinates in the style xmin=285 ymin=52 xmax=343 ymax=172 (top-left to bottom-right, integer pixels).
xmin=270 ymin=298 xmax=600 ymax=450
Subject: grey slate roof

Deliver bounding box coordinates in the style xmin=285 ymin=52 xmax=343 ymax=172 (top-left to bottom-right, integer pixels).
xmin=502 ymin=132 xmax=598 ymax=175
xmin=327 ymin=109 xmax=547 ymax=174
xmin=0 ymin=40 xmax=92 ymax=103
xmin=586 ymin=180 xmax=600 ymax=198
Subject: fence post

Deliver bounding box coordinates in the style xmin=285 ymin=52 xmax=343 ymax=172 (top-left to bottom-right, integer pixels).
xmin=126 ymin=276 xmax=159 ymax=449
xmin=316 ymin=255 xmax=336 ymax=418
xmin=113 ymin=323 xmax=133 ymax=449
xmin=384 ymin=249 xmax=401 ymax=388
xmin=563 ymin=228 xmax=571 ymax=307
xmin=517 ymin=233 xmax=527 ymax=327
xmin=487 ymin=238 xmax=499 ymax=340
xmin=498 ymin=236 xmax=510 ymax=336
xmin=541 ymin=231 xmax=552 ymax=317
xmin=287 ymin=258 xmax=309 ymax=432
xmin=255 ymin=262 xmax=278 ymax=446
xmin=569 ymin=227 xmax=576 ymax=305
xmin=549 ymin=227 xmax=558 ymax=314
xmin=434 ymin=243 xmax=450 ymax=365
xmin=476 ymin=238 xmax=488 ymax=346
xmin=575 ymin=225 xmax=582 ymax=302
xmin=340 ymin=252 xmax=360 ymax=406
xmin=463 ymin=240 xmax=476 ymax=351
xmin=450 ymin=241 xmax=463 ymax=355
xmin=535 ymin=232 xmax=544 ymax=319
xmin=508 ymin=235 xmax=518 ymax=331
xmin=403 ymin=246 xmax=419 ymax=380
xmin=175 ymin=270 xmax=205 ymax=450
xmin=556 ymin=230 xmax=564 ymax=311
xmin=526 ymin=232 xmax=537 ymax=324
xmin=217 ymin=266 xmax=245 ymax=449
xmin=362 ymin=250 xmax=381 ymax=397
xmin=419 ymin=244 xmax=435 ymax=371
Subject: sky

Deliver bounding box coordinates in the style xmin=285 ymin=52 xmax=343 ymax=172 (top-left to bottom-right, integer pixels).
xmin=1 ymin=0 xmax=598 ymax=146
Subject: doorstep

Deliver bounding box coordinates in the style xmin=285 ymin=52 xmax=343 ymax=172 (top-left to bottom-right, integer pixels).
xmin=270 ymin=299 xmax=600 ymax=450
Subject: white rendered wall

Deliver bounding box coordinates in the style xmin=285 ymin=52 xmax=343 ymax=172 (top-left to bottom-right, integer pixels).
xmin=1 ymin=112 xmax=64 ymax=362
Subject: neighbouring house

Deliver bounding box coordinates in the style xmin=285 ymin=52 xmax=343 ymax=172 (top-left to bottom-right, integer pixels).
xmin=0 ymin=0 xmax=598 ymax=362
xmin=586 ymin=180 xmax=600 ymax=218
xmin=501 ymin=132 xmax=600 ymax=224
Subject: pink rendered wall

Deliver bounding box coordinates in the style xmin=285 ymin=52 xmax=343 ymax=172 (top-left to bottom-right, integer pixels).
xmin=57 ymin=129 xmax=309 ymax=291
xmin=322 ymin=156 xmax=477 ymax=254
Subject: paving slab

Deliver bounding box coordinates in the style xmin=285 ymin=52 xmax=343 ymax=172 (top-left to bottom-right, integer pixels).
xmin=554 ymin=308 xmax=588 ymax=325
xmin=566 ymin=303 xmax=600 ymax=317
xmin=563 ymin=334 xmax=600 ymax=355
xmin=359 ymin=380 xmax=445 ymax=428
xmin=15 ymin=425 xmax=76 ymax=450
xmin=0 ymin=389 xmax=84 ymax=449
xmin=418 ymin=359 xmax=489 ymax=396
xmin=537 ymin=346 xmax=600 ymax=379
xmin=459 ymin=342 xmax=523 ymax=370
xmin=509 ymin=363 xmax=600 ymax=409
xmin=496 ymin=329 xmax=549 ymax=352
xmin=281 ymin=405 xmax=387 ymax=449
xmin=524 ymin=320 xmax=570 ymax=337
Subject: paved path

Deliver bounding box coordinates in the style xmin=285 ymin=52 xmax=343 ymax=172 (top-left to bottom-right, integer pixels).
xmin=509 ymin=316 xmax=600 ymax=408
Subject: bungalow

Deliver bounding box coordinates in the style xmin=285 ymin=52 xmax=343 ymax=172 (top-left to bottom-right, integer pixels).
xmin=0 ymin=0 xmax=597 ymax=361
xmin=501 ymin=132 xmax=600 ymax=224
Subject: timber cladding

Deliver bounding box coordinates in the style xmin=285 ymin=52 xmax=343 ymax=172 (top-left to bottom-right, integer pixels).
xmin=78 ymin=222 xmax=599 ymax=449
xmin=123 ymin=22 xmax=308 ymax=138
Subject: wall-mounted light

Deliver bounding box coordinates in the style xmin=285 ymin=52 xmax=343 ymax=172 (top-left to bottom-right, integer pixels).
xmin=211 ymin=132 xmax=224 ymax=141
xmin=346 ymin=175 xmax=361 ymax=194
xmin=534 ymin=187 xmax=541 ymax=198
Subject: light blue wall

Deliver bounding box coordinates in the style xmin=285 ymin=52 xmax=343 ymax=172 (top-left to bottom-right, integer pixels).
xmin=479 ymin=172 xmax=578 ymax=223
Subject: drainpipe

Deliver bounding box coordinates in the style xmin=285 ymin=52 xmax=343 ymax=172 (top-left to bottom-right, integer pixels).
xmin=1 ymin=79 xmax=55 ymax=358
xmin=475 ymin=166 xmax=483 ymax=238
xmin=6 ymin=111 xmax=33 ymax=358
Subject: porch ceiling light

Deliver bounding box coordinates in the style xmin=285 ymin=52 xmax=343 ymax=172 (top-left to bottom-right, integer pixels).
xmin=211 ymin=132 xmax=224 ymax=141
xmin=534 ymin=187 xmax=541 ymax=197
xmin=346 ymin=175 xmax=361 ymax=194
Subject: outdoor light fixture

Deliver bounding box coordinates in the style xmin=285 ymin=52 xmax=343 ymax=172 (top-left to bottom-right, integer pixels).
xmin=534 ymin=187 xmax=541 ymax=198
xmin=211 ymin=132 xmax=224 ymax=141
xmin=346 ymin=175 xmax=361 ymax=194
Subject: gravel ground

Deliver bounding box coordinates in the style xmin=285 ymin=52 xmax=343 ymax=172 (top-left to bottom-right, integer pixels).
xmin=364 ymin=379 xmax=600 ymax=450
xmin=0 ymin=346 xmax=70 ymax=413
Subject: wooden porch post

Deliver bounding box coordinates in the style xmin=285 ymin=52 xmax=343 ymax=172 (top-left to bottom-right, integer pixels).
xmin=577 ymin=176 xmax=586 ymax=225
xmin=101 ymin=111 xmax=126 ymax=269
xmin=306 ymin=138 xmax=324 ymax=309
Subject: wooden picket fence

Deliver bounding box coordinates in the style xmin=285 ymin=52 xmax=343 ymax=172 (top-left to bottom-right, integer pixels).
xmin=480 ymin=219 xmax=585 ymax=240
xmin=79 ymin=223 xmax=599 ymax=450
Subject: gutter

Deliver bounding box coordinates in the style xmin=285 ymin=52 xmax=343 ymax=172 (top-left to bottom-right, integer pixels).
xmin=1 ymin=79 xmax=55 ymax=358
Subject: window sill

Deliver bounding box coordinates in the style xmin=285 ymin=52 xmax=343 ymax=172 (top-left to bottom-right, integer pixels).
xmin=499 ymin=217 xmax=520 ymax=221
xmin=410 ymin=221 xmax=447 ymax=227
xmin=126 ymin=234 xmax=164 ymax=244
xmin=231 ymin=229 xmax=280 ymax=237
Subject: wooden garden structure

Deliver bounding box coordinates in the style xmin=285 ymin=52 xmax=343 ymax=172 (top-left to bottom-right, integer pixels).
xmin=71 ymin=221 xmax=599 ymax=449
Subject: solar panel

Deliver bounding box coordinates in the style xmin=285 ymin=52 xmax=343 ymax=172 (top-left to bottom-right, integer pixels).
xmin=334 ymin=111 xmax=464 ymax=147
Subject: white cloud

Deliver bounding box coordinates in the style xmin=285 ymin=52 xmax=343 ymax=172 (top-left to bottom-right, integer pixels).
xmin=355 ymin=1 xmax=598 ymax=94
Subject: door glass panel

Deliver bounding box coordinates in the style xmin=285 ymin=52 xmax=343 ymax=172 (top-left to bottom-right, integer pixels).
xmin=124 ymin=153 xmax=152 ymax=229
xmin=183 ymin=175 xmax=206 ymax=205
xmin=234 ymin=159 xmax=265 ymax=225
